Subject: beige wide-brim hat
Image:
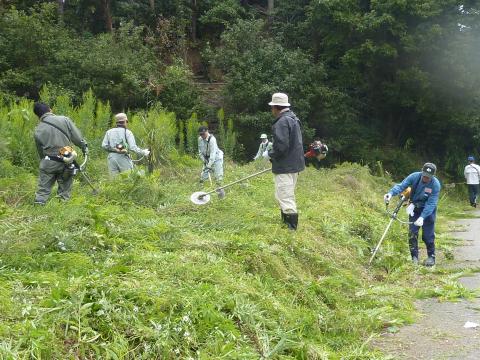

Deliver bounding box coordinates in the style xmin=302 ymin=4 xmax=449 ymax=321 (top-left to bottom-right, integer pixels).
xmin=268 ymin=92 xmax=290 ymax=107
xmin=115 ymin=112 xmax=128 ymax=123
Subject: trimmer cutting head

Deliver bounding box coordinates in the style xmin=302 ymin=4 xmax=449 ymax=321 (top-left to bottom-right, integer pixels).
xmin=190 ymin=191 xmax=211 ymax=205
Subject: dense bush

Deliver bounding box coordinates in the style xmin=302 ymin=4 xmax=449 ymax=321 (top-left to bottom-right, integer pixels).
xmin=0 ymin=4 xmax=201 ymax=113
xmin=0 ymin=88 xmax=238 ymax=174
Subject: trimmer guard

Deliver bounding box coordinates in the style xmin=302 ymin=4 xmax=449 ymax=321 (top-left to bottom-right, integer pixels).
xmin=190 ymin=191 xmax=211 ymax=205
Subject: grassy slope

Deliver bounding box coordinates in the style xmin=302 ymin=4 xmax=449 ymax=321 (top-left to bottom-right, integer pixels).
xmin=0 ymin=160 xmax=472 ymax=359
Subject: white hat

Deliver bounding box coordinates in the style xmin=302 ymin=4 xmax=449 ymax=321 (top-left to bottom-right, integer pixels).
xmin=268 ymin=93 xmax=290 ymax=107
xmin=260 ymin=134 xmax=268 ymax=139
xmin=115 ymin=113 xmax=128 ymax=123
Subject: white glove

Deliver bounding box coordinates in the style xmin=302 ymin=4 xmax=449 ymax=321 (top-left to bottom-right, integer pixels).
xmin=143 ymin=149 xmax=151 ymax=157
xmin=384 ymin=193 xmax=392 ymax=203
xmin=406 ymin=203 xmax=415 ymax=217
xmin=414 ymin=217 xmax=424 ymax=227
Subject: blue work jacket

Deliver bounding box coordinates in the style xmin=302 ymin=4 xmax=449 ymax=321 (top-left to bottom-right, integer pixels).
xmin=389 ymin=172 xmax=441 ymax=219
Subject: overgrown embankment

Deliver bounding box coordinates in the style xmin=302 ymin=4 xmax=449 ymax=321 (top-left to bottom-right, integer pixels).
xmin=0 ymin=161 xmax=468 ymax=359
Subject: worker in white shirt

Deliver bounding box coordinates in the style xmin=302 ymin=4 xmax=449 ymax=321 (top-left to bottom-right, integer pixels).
xmin=464 ymin=155 xmax=480 ymax=207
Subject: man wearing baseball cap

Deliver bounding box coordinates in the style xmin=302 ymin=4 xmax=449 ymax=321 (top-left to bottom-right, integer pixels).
xmin=267 ymin=92 xmax=305 ymax=230
xmin=383 ymin=162 xmax=441 ymax=266
xmin=464 ymin=156 xmax=480 ymax=207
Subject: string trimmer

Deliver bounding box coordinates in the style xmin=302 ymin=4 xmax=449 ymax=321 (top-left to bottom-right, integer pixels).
xmin=190 ymin=168 xmax=271 ymax=205
xmin=369 ymin=187 xmax=412 ymax=265
xmin=75 ymin=153 xmax=99 ymax=195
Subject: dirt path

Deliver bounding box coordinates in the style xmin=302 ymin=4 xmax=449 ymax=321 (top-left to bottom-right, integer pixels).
xmin=374 ymin=210 xmax=480 ymax=359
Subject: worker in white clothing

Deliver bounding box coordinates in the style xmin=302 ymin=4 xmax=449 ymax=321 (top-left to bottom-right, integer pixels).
xmin=464 ymin=155 xmax=480 ymax=207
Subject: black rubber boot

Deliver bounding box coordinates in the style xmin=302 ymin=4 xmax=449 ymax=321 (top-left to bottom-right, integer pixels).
xmin=284 ymin=213 xmax=298 ymax=231
xmin=408 ymin=232 xmax=419 ymax=259
xmin=281 ymin=211 xmax=287 ymax=224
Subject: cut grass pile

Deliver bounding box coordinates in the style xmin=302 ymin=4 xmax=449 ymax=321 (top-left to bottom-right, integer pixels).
xmin=0 ymin=160 xmax=472 ymax=359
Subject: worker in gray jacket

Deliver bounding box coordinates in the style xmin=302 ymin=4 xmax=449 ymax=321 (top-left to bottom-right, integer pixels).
xmin=102 ymin=113 xmax=150 ymax=177
xmin=267 ymin=93 xmax=305 ymax=230
xmin=33 ymin=102 xmax=88 ymax=205
xmin=198 ymin=126 xmax=225 ymax=198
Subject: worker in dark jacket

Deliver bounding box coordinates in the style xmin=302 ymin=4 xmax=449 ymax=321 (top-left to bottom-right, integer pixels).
xmin=384 ymin=163 xmax=441 ymax=266
xmin=267 ymin=93 xmax=305 ymax=230
xmin=304 ymin=140 xmax=328 ymax=169
xmin=33 ymin=102 xmax=88 ymax=205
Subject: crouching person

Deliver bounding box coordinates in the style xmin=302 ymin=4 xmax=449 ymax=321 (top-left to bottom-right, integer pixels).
xmin=305 ymin=140 xmax=328 ymax=169
xmin=33 ymin=102 xmax=88 ymax=205
xmin=198 ymin=126 xmax=225 ymax=198
xmin=384 ymin=163 xmax=441 ymax=266
xmin=101 ymin=113 xmax=150 ymax=177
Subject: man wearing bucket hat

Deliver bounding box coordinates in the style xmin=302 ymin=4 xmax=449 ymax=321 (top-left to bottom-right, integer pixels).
xmin=464 ymin=156 xmax=480 ymax=207
xmin=33 ymin=102 xmax=88 ymax=205
xmin=101 ymin=113 xmax=150 ymax=177
xmin=383 ymin=163 xmax=441 ymax=266
xmin=253 ymin=133 xmax=271 ymax=160
xmin=267 ymin=92 xmax=305 ymax=230
xmin=198 ymin=126 xmax=225 ymax=198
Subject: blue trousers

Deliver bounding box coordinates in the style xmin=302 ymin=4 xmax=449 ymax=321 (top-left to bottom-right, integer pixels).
xmin=408 ymin=207 xmax=436 ymax=258
xmin=467 ymin=184 xmax=479 ymax=206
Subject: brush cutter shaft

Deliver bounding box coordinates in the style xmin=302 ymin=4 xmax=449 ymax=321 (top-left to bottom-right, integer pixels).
xmin=391 ymin=194 xmax=406 ymax=218
xmin=369 ymin=218 xmax=394 ymax=265
xmin=79 ymin=171 xmax=98 ymax=193
xmin=79 ymin=153 xmax=88 ymax=171
xmin=369 ymin=194 xmax=408 ymax=265
xmin=200 ymin=168 xmax=272 ymax=198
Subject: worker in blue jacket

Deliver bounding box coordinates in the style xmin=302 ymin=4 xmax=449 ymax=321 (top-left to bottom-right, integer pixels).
xmin=383 ymin=163 xmax=441 ymax=266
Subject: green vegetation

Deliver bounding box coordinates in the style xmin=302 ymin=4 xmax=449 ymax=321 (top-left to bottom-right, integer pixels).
xmin=1 ymin=0 xmax=479 ymax=358
xmin=0 ymin=149 xmax=473 ymax=358
xmin=1 ymin=1 xmax=479 ymax=174
xmin=0 ymin=89 xmax=237 ymax=174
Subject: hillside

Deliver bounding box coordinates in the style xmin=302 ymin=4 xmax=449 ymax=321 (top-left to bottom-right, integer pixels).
xmin=0 ymin=160 xmax=471 ymax=359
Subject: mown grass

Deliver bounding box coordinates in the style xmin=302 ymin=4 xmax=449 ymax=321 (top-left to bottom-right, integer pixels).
xmin=0 ymin=160 xmax=472 ymax=359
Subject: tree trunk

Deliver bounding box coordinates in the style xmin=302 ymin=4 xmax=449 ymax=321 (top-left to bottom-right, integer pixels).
xmin=191 ymin=0 xmax=197 ymax=42
xmin=149 ymin=0 xmax=155 ymax=12
xmin=103 ymin=0 xmax=113 ymax=32
xmin=57 ymin=0 xmax=65 ymax=24
xmin=267 ymin=0 xmax=274 ymax=25
xmin=57 ymin=0 xmax=65 ymax=16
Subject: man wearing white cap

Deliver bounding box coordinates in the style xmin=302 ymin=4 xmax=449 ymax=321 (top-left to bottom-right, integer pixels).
xmin=267 ymin=92 xmax=305 ymax=230
xmin=253 ymin=133 xmax=271 ymax=160
xmin=101 ymin=113 xmax=150 ymax=177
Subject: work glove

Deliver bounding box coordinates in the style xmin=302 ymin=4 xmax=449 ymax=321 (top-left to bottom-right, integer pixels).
xmin=383 ymin=193 xmax=392 ymax=203
xmin=143 ymin=149 xmax=151 ymax=157
xmin=414 ymin=217 xmax=424 ymax=227
xmin=406 ymin=203 xmax=415 ymax=217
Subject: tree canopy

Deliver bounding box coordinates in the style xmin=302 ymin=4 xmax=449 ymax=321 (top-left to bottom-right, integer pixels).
xmin=1 ymin=0 xmax=479 ymax=176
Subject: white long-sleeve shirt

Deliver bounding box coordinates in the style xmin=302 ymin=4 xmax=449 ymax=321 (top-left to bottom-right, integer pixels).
xmin=254 ymin=140 xmax=271 ymax=160
xmin=198 ymin=134 xmax=223 ymax=167
xmin=464 ymin=163 xmax=480 ymax=185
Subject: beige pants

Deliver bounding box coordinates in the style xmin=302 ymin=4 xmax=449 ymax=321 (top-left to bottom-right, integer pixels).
xmin=274 ymin=173 xmax=299 ymax=214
